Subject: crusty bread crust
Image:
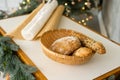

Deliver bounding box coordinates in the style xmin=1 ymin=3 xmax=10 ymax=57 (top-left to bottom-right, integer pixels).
xmin=51 ymin=36 xmax=81 ymax=55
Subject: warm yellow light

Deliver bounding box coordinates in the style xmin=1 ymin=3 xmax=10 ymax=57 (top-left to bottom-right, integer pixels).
xmin=82 ymin=7 xmax=85 ymax=10
xmin=82 ymin=20 xmax=85 ymax=22
xmin=22 ymin=1 xmax=26 ymax=4
xmin=83 ymin=23 xmax=87 ymax=25
xmin=71 ymin=1 xmax=75 ymax=5
xmin=65 ymin=3 xmax=68 ymax=6
xmin=89 ymin=16 xmax=93 ymax=19
xmin=85 ymin=2 xmax=88 ymax=5
xmin=78 ymin=21 xmax=81 ymax=24
xmin=86 ymin=18 xmax=89 ymax=21
xmin=27 ymin=0 xmax=30 ymax=3
xmin=19 ymin=7 xmax=22 ymax=10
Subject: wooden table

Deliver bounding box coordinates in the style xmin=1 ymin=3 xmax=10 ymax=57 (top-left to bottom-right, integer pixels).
xmin=0 ymin=15 xmax=120 ymax=80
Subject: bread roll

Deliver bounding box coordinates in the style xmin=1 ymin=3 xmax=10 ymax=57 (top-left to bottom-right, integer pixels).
xmin=73 ymin=47 xmax=93 ymax=57
xmin=91 ymin=42 xmax=106 ymax=54
xmin=74 ymin=33 xmax=106 ymax=54
xmin=50 ymin=36 xmax=81 ymax=55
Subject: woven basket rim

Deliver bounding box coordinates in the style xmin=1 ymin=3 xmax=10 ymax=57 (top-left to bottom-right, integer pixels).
xmin=41 ymin=29 xmax=79 ymax=36
xmin=40 ymin=29 xmax=95 ymax=64
xmin=40 ymin=29 xmax=94 ymax=58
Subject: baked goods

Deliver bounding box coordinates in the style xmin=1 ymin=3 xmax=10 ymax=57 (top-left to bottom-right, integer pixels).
xmin=50 ymin=34 xmax=106 ymax=56
xmin=41 ymin=29 xmax=106 ymax=65
xmin=73 ymin=47 xmax=93 ymax=57
xmin=74 ymin=33 xmax=106 ymax=54
xmin=50 ymin=36 xmax=81 ymax=55
xmin=91 ymin=42 xmax=106 ymax=54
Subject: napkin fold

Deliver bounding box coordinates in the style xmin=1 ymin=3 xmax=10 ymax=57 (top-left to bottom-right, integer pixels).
xmin=21 ymin=0 xmax=58 ymax=40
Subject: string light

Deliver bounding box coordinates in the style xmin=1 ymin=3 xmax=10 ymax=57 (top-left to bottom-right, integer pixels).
xmin=60 ymin=0 xmax=95 ymax=26
xmin=83 ymin=23 xmax=87 ymax=25
xmin=82 ymin=7 xmax=85 ymax=10
xmin=86 ymin=18 xmax=89 ymax=21
xmin=78 ymin=21 xmax=81 ymax=24
xmin=89 ymin=16 xmax=93 ymax=19
xmin=0 ymin=0 xmax=96 ymax=27
xmin=22 ymin=1 xmax=26 ymax=4
xmin=71 ymin=1 xmax=75 ymax=5
xmin=27 ymin=0 xmax=30 ymax=3
xmin=65 ymin=3 xmax=68 ymax=6
xmin=76 ymin=15 xmax=93 ymax=26
xmin=85 ymin=2 xmax=88 ymax=5
xmin=82 ymin=20 xmax=85 ymax=22
xmin=85 ymin=2 xmax=91 ymax=8
xmin=18 ymin=7 xmax=22 ymax=10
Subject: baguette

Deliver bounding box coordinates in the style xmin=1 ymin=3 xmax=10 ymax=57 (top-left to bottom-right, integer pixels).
xmin=74 ymin=32 xmax=106 ymax=54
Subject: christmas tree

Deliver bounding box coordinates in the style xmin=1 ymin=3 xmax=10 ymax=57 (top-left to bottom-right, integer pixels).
xmin=0 ymin=0 xmax=100 ymax=26
xmin=57 ymin=0 xmax=98 ymax=25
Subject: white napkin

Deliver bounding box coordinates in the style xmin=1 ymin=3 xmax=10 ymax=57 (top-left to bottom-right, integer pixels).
xmin=21 ymin=0 xmax=58 ymax=40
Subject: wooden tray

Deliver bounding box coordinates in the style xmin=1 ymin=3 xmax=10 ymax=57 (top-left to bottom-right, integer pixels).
xmin=94 ymin=66 xmax=120 ymax=80
xmin=0 ymin=27 xmax=47 ymax=80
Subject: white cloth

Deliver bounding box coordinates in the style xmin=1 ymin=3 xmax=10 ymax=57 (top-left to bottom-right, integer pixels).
xmin=21 ymin=0 xmax=58 ymax=40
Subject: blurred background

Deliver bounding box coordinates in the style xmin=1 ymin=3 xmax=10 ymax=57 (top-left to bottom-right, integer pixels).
xmin=0 ymin=0 xmax=120 ymax=80
xmin=0 ymin=0 xmax=102 ymax=33
xmin=0 ymin=0 xmax=120 ymax=43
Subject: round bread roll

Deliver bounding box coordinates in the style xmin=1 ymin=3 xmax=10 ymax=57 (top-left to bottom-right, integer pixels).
xmin=73 ymin=47 xmax=93 ymax=57
xmin=50 ymin=36 xmax=81 ymax=55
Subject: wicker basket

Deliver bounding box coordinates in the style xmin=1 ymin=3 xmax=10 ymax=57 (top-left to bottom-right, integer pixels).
xmin=40 ymin=29 xmax=95 ymax=65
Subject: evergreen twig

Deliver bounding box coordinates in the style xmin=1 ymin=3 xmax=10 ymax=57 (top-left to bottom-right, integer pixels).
xmin=0 ymin=36 xmax=37 ymax=80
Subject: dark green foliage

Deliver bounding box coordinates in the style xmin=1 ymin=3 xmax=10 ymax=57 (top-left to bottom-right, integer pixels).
xmin=0 ymin=0 xmax=97 ymax=20
xmin=58 ymin=0 xmax=96 ymax=17
xmin=0 ymin=0 xmax=41 ymax=19
xmin=9 ymin=0 xmax=41 ymax=17
xmin=57 ymin=0 xmax=96 ymax=11
xmin=0 ymin=10 xmax=8 ymax=19
xmin=0 ymin=36 xmax=37 ymax=80
xmin=57 ymin=0 xmax=97 ymax=23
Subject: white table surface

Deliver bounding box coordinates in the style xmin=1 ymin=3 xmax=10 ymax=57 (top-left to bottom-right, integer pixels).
xmin=0 ymin=15 xmax=120 ymax=80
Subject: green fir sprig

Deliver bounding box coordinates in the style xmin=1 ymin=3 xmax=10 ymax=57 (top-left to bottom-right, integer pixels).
xmin=0 ymin=36 xmax=37 ymax=80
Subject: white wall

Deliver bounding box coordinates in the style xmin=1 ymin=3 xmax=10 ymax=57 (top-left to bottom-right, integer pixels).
xmin=0 ymin=0 xmax=22 ymax=12
xmin=102 ymin=0 xmax=120 ymax=43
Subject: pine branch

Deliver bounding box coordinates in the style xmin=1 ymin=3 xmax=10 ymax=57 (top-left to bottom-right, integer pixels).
xmin=0 ymin=36 xmax=37 ymax=80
